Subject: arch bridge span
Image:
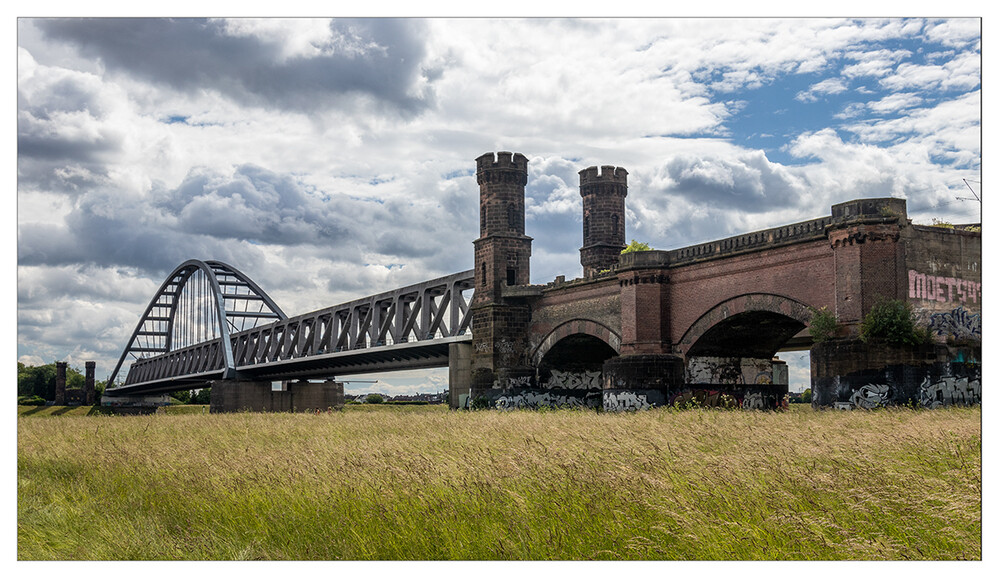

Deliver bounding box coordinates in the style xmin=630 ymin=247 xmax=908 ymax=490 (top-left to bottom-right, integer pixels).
xmin=107 ymin=265 xmax=474 ymax=396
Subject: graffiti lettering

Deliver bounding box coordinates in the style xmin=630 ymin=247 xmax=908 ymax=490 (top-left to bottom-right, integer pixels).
xmin=742 ymin=392 xmax=766 ymax=410
xmin=545 ymin=370 xmax=601 ymax=390
xmin=919 ymin=376 xmax=981 ymax=408
xmin=928 ymin=307 xmax=981 ymax=340
xmin=908 ymin=270 xmax=981 ymax=304
xmin=495 ymin=391 xmax=595 ymax=410
xmin=603 ymin=391 xmax=651 ymax=411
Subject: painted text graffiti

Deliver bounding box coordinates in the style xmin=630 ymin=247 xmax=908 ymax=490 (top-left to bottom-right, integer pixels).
xmin=908 ymin=270 xmax=981 ymax=304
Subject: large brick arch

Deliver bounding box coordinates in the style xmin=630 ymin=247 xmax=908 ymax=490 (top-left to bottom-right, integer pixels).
xmin=677 ymin=293 xmax=813 ymax=358
xmin=530 ymin=319 xmax=621 ymax=367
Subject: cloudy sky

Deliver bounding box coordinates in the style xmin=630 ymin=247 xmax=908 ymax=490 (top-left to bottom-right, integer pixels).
xmin=15 ymin=15 xmax=982 ymax=395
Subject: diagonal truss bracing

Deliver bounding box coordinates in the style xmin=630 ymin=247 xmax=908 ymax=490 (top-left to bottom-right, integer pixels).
xmin=108 ymin=266 xmax=474 ymax=393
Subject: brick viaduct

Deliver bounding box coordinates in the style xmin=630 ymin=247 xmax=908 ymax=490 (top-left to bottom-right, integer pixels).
xmin=457 ymin=151 xmax=981 ymax=410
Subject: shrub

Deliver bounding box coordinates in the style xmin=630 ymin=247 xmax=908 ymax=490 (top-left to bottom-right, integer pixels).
xmin=621 ymin=240 xmax=652 ymax=254
xmin=470 ymin=396 xmax=491 ymax=410
xmin=860 ymin=299 xmax=930 ymax=346
xmin=365 ymin=394 xmax=384 ymax=405
xmin=808 ymin=306 xmax=838 ymax=343
xmin=18 ymin=395 xmax=47 ymax=406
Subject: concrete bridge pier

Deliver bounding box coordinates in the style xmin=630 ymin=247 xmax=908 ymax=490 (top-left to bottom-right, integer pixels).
xmin=210 ymin=379 xmax=345 ymax=413
xmin=448 ymin=342 xmax=472 ymax=409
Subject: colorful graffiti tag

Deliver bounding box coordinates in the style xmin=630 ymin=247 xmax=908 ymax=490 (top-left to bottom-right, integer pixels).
xmin=928 ymin=307 xmax=981 ymax=340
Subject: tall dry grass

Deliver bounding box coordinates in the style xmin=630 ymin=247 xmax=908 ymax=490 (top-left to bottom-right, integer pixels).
xmin=17 ymin=404 xmax=980 ymax=560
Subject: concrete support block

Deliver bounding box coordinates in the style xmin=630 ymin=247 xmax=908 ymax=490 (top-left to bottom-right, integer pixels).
xmin=210 ymin=379 xmax=345 ymax=413
xmin=448 ymin=342 xmax=472 ymax=409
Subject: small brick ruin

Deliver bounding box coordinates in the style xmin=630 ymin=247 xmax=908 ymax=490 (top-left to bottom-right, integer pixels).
xmin=54 ymin=361 xmax=97 ymax=406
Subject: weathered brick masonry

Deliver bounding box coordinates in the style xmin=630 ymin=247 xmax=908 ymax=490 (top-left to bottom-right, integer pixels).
xmin=468 ymin=151 xmax=981 ymax=410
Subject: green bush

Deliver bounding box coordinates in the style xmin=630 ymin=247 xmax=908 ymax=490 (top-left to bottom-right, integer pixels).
xmin=18 ymin=395 xmax=47 ymax=406
xmin=808 ymin=306 xmax=838 ymax=343
xmin=621 ymin=240 xmax=652 ymax=254
xmin=860 ymin=299 xmax=930 ymax=346
xmin=365 ymin=394 xmax=384 ymax=405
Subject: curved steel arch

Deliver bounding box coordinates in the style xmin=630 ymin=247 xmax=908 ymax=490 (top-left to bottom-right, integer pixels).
xmin=108 ymin=259 xmax=287 ymax=386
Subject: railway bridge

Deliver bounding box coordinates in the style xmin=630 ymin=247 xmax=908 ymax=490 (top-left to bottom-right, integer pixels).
xmin=106 ymin=151 xmax=982 ymax=411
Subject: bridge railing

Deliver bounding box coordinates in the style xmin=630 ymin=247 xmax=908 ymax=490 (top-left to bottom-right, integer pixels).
xmin=125 ymin=338 xmax=227 ymax=385
xmin=666 ymin=216 xmax=833 ymax=265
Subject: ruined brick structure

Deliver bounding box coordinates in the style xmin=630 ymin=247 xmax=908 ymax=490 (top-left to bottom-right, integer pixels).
xmin=467 ymin=151 xmax=982 ymax=410
xmin=53 ymin=360 xmax=98 ymax=406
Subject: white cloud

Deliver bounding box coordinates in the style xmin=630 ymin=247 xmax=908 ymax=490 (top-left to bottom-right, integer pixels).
xmin=795 ymin=78 xmax=848 ymax=102
xmin=15 ymin=17 xmax=981 ymax=385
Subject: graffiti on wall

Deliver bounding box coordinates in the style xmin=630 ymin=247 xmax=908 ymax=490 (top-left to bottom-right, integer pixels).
xmin=909 ymin=270 xmax=981 ymax=304
xmin=544 ymin=370 xmax=602 ymax=390
xmin=686 ymin=356 xmax=777 ymax=385
xmin=838 ymin=376 xmax=979 ymax=409
xmin=603 ymin=391 xmax=651 ymax=411
xmin=494 ymin=390 xmax=597 ymax=410
xmin=850 ymin=383 xmax=890 ymax=409
xmin=669 ymin=389 xmax=734 ymax=408
xmin=741 ymin=392 xmax=766 ymax=410
xmin=919 ymin=376 xmax=981 ymax=408
xmin=928 ymin=307 xmax=982 ymax=340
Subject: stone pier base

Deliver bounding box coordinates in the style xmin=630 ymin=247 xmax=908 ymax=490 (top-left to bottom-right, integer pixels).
xmin=210 ymin=379 xmax=345 ymax=413
xmin=601 ymin=354 xmax=685 ymax=411
xmin=811 ymin=339 xmax=981 ymax=409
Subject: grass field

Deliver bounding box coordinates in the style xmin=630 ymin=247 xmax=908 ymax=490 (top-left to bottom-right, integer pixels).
xmin=17 ymin=404 xmax=981 ymax=560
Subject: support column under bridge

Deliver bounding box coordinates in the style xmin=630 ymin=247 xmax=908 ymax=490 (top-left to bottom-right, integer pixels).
xmin=210 ymin=379 xmax=344 ymax=413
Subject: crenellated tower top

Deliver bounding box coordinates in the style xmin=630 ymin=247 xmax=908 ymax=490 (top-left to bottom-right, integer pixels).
xmin=476 ymin=152 xmax=529 ymax=185
xmin=579 ymin=164 xmax=628 ymax=276
xmin=579 ymin=165 xmax=629 ymax=197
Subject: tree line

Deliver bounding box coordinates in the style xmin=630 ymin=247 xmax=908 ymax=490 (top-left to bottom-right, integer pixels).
xmin=17 ymin=362 xmax=209 ymax=405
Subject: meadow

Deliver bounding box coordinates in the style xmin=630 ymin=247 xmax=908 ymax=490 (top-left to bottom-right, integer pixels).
xmin=17 ymin=403 xmax=981 ymax=560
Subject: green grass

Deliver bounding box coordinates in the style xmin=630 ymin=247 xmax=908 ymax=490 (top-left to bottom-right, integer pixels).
xmin=17 ymin=404 xmax=981 ymax=560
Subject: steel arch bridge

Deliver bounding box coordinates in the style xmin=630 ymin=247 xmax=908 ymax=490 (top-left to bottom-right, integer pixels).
xmin=106 ymin=260 xmax=474 ymax=396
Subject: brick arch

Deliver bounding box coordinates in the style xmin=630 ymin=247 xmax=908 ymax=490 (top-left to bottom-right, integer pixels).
xmin=677 ymin=293 xmax=813 ymax=358
xmin=531 ymin=319 xmax=621 ymax=367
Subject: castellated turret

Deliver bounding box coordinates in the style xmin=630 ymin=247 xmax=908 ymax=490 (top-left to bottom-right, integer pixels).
xmin=471 ymin=151 xmax=535 ymax=395
xmin=579 ymin=165 xmax=628 ymax=276
xmin=474 ymin=152 xmax=532 ymax=299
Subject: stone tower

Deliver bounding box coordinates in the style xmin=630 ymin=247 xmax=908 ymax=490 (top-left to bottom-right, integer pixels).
xmin=470 ymin=152 xmax=534 ymax=397
xmin=579 ymin=165 xmax=628 ymax=276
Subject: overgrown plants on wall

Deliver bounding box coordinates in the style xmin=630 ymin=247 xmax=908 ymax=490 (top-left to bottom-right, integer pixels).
xmin=860 ymin=299 xmax=930 ymax=346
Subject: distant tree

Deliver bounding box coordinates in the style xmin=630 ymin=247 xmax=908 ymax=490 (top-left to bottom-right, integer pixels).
xmin=17 ymin=363 xmax=57 ymax=400
xmin=189 ymin=388 xmax=211 ymax=405
xmin=366 ymin=393 xmax=384 ymax=404
xmin=171 ymin=389 xmax=192 ymax=404
xmin=801 ymin=389 xmax=812 ymax=404
xmin=17 ymin=363 xmax=88 ymax=402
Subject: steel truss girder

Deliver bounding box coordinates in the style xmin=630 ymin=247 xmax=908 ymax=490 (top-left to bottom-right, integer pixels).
xmin=230 ymin=269 xmax=474 ymax=366
xmin=108 ymin=268 xmax=474 ymax=393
